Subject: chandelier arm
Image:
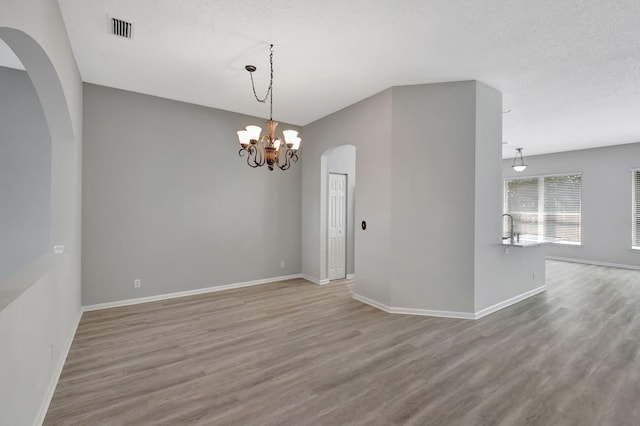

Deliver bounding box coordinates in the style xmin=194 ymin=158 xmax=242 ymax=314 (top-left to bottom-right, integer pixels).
xmin=275 ymin=146 xmax=285 ymax=170
xmin=247 ymin=144 xmax=262 ymax=168
xmin=277 ymin=157 xmax=289 ymax=171
xmin=240 ymin=146 xmax=258 ymax=168
xmin=283 ymin=154 xmax=292 ymax=170
xmin=247 ymin=157 xmax=260 ymax=168
xmin=256 ymin=140 xmax=266 ymax=167
xmin=276 ymin=147 xmax=293 ymax=171
xmin=251 ymin=144 xmax=260 ymax=167
xmin=245 ymin=145 xmax=256 ymax=168
xmin=239 ymin=147 xmax=249 ymax=159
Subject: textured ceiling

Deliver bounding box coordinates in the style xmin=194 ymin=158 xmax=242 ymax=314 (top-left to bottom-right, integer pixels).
xmin=56 ymin=0 xmax=640 ymax=157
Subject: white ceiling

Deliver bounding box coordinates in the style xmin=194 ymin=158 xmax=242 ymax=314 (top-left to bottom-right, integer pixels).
xmin=56 ymin=0 xmax=640 ymax=157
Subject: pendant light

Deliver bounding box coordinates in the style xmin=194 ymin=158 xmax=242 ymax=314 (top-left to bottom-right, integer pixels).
xmin=512 ymin=148 xmax=527 ymax=172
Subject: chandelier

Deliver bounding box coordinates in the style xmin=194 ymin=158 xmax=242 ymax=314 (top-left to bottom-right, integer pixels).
xmin=236 ymin=44 xmax=301 ymax=171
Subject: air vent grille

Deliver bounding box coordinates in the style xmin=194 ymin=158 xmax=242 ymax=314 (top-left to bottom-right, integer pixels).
xmin=111 ymin=18 xmax=133 ymax=39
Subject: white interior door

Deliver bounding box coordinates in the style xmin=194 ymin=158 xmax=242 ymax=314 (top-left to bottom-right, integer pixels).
xmin=328 ymin=173 xmax=347 ymax=280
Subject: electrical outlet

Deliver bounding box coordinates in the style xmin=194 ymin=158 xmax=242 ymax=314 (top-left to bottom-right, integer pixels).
xmin=134 ymin=279 xmax=142 ymax=288
xmin=280 ymin=261 xmax=285 ymax=269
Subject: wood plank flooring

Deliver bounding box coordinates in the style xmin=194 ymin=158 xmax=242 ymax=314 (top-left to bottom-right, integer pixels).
xmin=45 ymin=260 xmax=640 ymax=425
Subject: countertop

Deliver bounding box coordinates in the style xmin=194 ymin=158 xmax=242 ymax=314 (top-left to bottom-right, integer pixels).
xmin=501 ymin=239 xmax=551 ymax=248
xmin=500 ymin=235 xmax=559 ymax=248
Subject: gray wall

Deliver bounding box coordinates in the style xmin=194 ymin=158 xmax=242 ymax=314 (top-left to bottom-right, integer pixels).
xmin=303 ymin=80 xmax=546 ymax=315
xmin=302 ymin=89 xmax=392 ymax=303
xmin=474 ymin=82 xmax=545 ymax=312
xmin=0 ymin=66 xmax=51 ymax=282
xmin=389 ymin=81 xmax=543 ymax=313
xmin=326 ymin=145 xmax=356 ymax=277
xmin=82 ymin=84 xmax=302 ymax=305
xmin=390 ymin=82 xmax=476 ymax=312
xmin=0 ymin=1 xmax=83 ymax=424
xmin=504 ymin=142 xmax=640 ymax=268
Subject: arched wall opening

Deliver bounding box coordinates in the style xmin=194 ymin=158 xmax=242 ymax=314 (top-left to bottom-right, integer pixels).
xmin=0 ymin=27 xmax=75 ymax=304
xmin=320 ymin=144 xmax=356 ymax=283
xmin=0 ymin=39 xmax=51 ymax=283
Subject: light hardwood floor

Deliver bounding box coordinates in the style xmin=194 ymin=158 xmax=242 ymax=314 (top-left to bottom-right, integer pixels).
xmin=45 ymin=260 xmax=640 ymax=425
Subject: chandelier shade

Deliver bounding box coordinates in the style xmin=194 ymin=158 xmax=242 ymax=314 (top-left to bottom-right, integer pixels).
xmin=283 ymin=130 xmax=301 ymax=150
xmin=236 ymin=45 xmax=300 ymax=171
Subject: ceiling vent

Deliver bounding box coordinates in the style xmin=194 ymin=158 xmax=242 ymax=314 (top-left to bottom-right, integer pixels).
xmin=110 ymin=18 xmax=133 ymax=39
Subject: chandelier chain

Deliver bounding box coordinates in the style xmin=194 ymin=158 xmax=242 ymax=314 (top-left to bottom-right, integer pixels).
xmin=248 ymin=44 xmax=274 ymax=120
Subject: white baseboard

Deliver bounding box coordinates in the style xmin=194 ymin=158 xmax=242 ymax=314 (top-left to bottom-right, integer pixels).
xmin=352 ymin=293 xmax=392 ymax=313
xmin=474 ymin=285 xmax=546 ymax=319
xmin=302 ymin=273 xmax=353 ymax=284
xmin=392 ymin=306 xmax=477 ymax=320
xmin=353 ymin=285 xmax=547 ymax=320
xmin=301 ymin=274 xmax=330 ymax=285
xmin=546 ymin=256 xmax=640 ymax=271
xmin=35 ymin=308 xmax=83 ymax=426
xmin=83 ymin=274 xmax=303 ymax=311
xmin=352 ymin=293 xmax=476 ymax=320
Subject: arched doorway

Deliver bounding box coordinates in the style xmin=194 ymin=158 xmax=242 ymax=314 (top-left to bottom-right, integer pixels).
xmin=0 ymin=27 xmax=75 ymax=298
xmin=0 ymin=39 xmax=51 ymax=283
xmin=320 ymin=144 xmax=356 ymax=282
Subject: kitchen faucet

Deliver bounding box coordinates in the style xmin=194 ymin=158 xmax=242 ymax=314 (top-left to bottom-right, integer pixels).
xmin=502 ymin=213 xmax=514 ymax=244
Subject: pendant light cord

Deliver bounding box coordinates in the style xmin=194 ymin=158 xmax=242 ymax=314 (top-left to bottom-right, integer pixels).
xmin=248 ymin=44 xmax=274 ymax=120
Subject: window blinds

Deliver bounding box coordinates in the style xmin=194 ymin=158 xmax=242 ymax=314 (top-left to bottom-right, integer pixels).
xmin=633 ymin=171 xmax=640 ymax=248
xmin=504 ymin=174 xmax=582 ymax=244
xmin=543 ymin=175 xmax=581 ymax=242
xmin=505 ymin=178 xmax=539 ymax=237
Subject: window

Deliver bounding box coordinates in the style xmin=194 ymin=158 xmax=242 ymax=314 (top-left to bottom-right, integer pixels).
xmin=504 ymin=174 xmax=581 ymax=245
xmin=633 ymin=170 xmax=640 ymax=250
